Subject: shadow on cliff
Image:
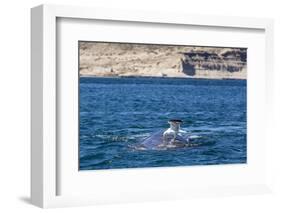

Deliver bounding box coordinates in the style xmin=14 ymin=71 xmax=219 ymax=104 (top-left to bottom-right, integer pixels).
xmin=181 ymin=60 xmax=196 ymax=76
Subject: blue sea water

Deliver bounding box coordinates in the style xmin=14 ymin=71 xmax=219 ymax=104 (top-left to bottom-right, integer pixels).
xmin=79 ymin=77 xmax=247 ymax=170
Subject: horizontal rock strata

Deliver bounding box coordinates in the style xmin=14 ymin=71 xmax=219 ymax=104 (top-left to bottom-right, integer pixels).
xmin=79 ymin=42 xmax=247 ymax=79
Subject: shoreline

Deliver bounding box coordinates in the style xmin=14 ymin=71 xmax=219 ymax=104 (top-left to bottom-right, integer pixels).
xmin=79 ymin=74 xmax=247 ymax=81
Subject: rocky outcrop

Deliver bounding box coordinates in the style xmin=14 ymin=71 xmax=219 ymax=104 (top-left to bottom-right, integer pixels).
xmin=79 ymin=42 xmax=246 ymax=79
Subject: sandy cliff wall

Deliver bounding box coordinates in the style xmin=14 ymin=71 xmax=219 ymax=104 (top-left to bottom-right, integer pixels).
xmin=79 ymin=42 xmax=247 ymax=79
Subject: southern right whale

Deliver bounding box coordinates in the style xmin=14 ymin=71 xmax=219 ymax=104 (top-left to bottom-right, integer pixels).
xmin=136 ymin=119 xmax=201 ymax=150
xmin=139 ymin=130 xmax=188 ymax=150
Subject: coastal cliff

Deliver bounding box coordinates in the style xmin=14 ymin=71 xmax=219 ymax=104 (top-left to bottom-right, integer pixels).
xmin=79 ymin=42 xmax=247 ymax=79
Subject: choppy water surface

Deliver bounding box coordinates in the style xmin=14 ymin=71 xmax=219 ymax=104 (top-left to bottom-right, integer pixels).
xmin=79 ymin=77 xmax=246 ymax=170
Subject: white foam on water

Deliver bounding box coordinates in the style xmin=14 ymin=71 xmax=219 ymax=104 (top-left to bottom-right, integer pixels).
xmin=189 ymin=135 xmax=202 ymax=139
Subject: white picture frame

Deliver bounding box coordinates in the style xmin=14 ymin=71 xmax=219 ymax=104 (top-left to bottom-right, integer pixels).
xmin=31 ymin=4 xmax=274 ymax=208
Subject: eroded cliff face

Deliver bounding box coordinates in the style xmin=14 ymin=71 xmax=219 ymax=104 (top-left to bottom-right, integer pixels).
xmin=79 ymin=42 xmax=247 ymax=79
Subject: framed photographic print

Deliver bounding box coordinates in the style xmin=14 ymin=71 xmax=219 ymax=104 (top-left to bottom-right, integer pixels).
xmin=31 ymin=4 xmax=274 ymax=208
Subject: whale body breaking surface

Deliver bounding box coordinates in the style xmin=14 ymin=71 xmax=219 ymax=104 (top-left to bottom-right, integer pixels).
xmin=135 ymin=130 xmax=202 ymax=150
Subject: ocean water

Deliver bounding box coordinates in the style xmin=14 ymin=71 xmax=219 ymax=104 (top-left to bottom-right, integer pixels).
xmin=79 ymin=77 xmax=247 ymax=170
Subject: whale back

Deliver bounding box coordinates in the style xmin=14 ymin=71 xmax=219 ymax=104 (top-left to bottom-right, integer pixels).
xmin=140 ymin=130 xmax=188 ymax=150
